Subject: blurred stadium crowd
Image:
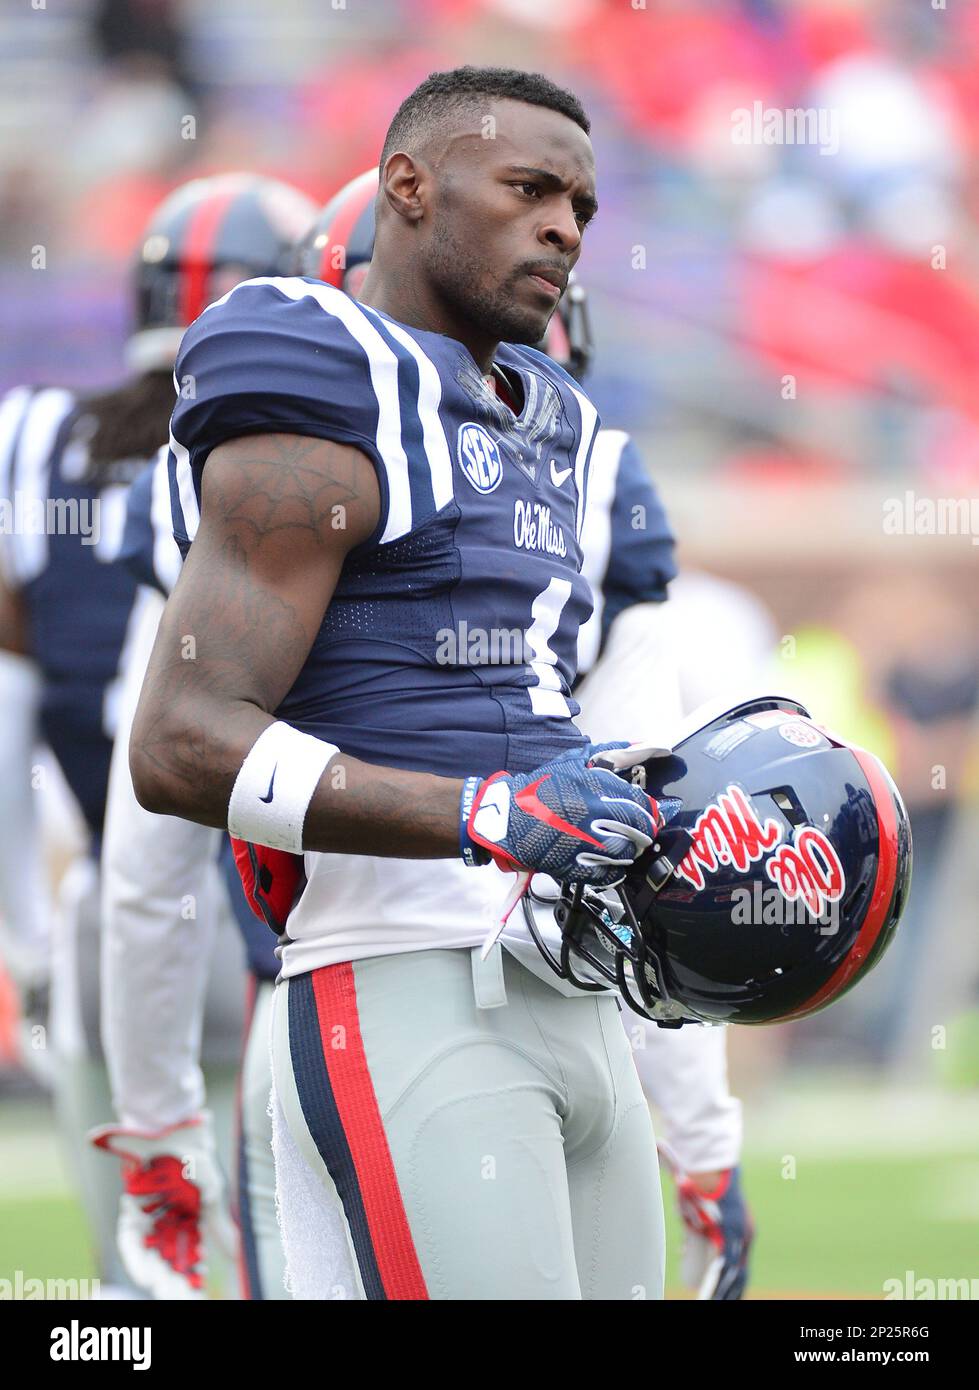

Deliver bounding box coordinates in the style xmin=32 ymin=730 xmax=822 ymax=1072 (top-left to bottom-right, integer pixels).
xmin=1 ymin=0 xmax=978 ymax=1080
xmin=5 ymin=0 xmax=979 ymax=447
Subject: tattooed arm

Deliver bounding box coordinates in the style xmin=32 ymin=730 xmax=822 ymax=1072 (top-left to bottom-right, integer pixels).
xmin=129 ymin=432 xmax=463 ymax=858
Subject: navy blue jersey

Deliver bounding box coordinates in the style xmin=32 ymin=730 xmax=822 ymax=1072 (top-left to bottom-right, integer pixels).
xmin=139 ymin=423 xmax=677 ymax=645
xmin=0 ymin=386 xmax=143 ymax=838
xmin=576 ymin=429 xmax=676 ymax=678
xmin=116 ymin=448 xmax=181 ymax=595
xmin=169 ymin=276 xmax=603 ymax=778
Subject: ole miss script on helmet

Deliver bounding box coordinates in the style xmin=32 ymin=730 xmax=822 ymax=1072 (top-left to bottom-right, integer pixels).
xmin=674 ymin=782 xmax=846 ymax=921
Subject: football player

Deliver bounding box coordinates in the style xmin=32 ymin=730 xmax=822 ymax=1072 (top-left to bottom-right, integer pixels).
xmin=0 ymin=226 xmax=178 ymax=1293
xmin=136 ymin=66 xmax=907 ymax=1303
xmin=0 ymin=172 xmax=311 ymax=1294
xmin=101 ymin=175 xmax=689 ymax=1302
xmin=116 ymin=73 xmax=912 ymax=1289
xmin=130 ymin=66 xmax=668 ymax=1301
xmin=0 ymin=226 xmax=204 ymax=1292
xmin=101 ymin=171 xmax=671 ymax=1303
xmin=89 ymin=174 xmax=317 ymax=1300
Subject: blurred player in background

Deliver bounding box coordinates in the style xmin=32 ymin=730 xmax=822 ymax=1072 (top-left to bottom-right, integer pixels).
xmin=90 ymin=173 xmax=317 ymax=1300
xmin=573 ymin=559 xmax=768 ymax=1298
xmin=0 ymin=236 xmax=186 ymax=1292
xmin=566 ymin=347 xmax=757 ymax=1301
xmin=0 ymin=187 xmax=233 ymax=1292
xmin=0 ymin=173 xmax=316 ymax=1295
xmin=596 ymin=565 xmax=776 ymax=1294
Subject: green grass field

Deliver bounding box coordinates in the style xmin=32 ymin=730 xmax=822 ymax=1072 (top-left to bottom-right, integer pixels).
xmin=666 ymin=1152 xmax=979 ymax=1297
xmin=2 ymin=1083 xmax=978 ymax=1298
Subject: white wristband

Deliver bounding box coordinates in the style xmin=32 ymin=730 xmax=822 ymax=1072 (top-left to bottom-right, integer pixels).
xmin=227 ymin=722 xmax=338 ymax=853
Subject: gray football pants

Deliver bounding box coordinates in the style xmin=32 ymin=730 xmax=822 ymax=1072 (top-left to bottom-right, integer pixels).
xmin=237 ymin=977 xmax=288 ymax=1299
xmin=271 ymin=945 xmax=665 ymax=1300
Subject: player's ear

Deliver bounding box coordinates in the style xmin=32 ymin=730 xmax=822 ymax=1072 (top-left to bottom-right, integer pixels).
xmin=380 ymin=153 xmax=426 ymax=226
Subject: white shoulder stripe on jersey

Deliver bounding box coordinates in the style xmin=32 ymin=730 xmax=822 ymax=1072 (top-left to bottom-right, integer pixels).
xmin=576 ymin=428 xmax=629 ymax=678
xmin=264 ymin=279 xmax=411 ymax=543
xmin=0 ymin=388 xmax=34 ymax=489
xmin=359 ymin=305 xmax=454 ymax=513
xmin=93 ymin=484 xmax=131 ymax=564
xmin=10 ymin=388 xmax=76 ymax=586
xmin=568 ymin=384 xmax=600 ymax=544
xmin=150 ymin=444 xmax=182 ymax=594
xmin=0 ymin=387 xmax=35 ymax=586
xmin=182 ymin=276 xmax=413 ymax=544
xmin=170 ymin=431 xmax=200 ymax=544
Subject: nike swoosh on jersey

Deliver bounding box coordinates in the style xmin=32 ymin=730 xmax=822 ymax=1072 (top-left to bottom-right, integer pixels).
xmin=549 ymin=460 xmax=573 ymax=487
xmin=259 ymin=766 xmax=277 ymax=804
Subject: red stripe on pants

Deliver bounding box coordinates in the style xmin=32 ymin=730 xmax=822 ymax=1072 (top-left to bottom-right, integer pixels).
xmin=311 ymin=963 xmax=428 ymax=1300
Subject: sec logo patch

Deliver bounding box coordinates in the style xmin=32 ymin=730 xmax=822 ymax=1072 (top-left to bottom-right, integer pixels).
xmin=457 ymin=422 xmax=503 ymax=494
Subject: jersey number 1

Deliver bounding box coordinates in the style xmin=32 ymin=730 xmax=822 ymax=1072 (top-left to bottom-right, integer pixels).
xmin=526 ymin=578 xmax=572 ymax=719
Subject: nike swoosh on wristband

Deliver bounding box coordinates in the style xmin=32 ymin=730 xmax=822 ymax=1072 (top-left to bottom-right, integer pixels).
xmin=259 ymin=766 xmax=277 ymax=804
xmin=514 ymin=774 xmax=604 ymax=846
xmin=550 ymin=460 xmax=572 ymax=487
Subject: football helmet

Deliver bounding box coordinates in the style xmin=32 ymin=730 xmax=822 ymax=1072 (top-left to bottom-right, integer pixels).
xmin=293 ymin=167 xmax=378 ymax=296
xmin=294 ymin=166 xmax=592 ymax=376
xmin=128 ymin=172 xmax=317 ymax=371
xmin=525 ymin=694 xmax=912 ymax=1026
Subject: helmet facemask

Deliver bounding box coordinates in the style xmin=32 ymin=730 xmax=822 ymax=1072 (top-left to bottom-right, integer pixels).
xmin=524 ymin=694 xmax=912 ymax=1028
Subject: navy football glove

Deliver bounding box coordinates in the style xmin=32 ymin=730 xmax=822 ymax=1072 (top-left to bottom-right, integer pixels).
xmin=460 ymin=748 xmax=660 ymax=887
xmin=673 ymin=1163 xmax=754 ymax=1300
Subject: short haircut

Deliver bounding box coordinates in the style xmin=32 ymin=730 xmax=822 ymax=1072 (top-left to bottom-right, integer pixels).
xmin=380 ymin=66 xmax=590 ymax=168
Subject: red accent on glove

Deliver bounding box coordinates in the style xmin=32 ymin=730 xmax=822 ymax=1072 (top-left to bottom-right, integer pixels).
xmin=676 ymin=1169 xmax=733 ymax=1253
xmin=230 ymin=834 xmax=303 ymax=932
xmin=121 ymin=1154 xmax=204 ymax=1290
xmin=513 ymin=774 xmax=606 ymax=847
